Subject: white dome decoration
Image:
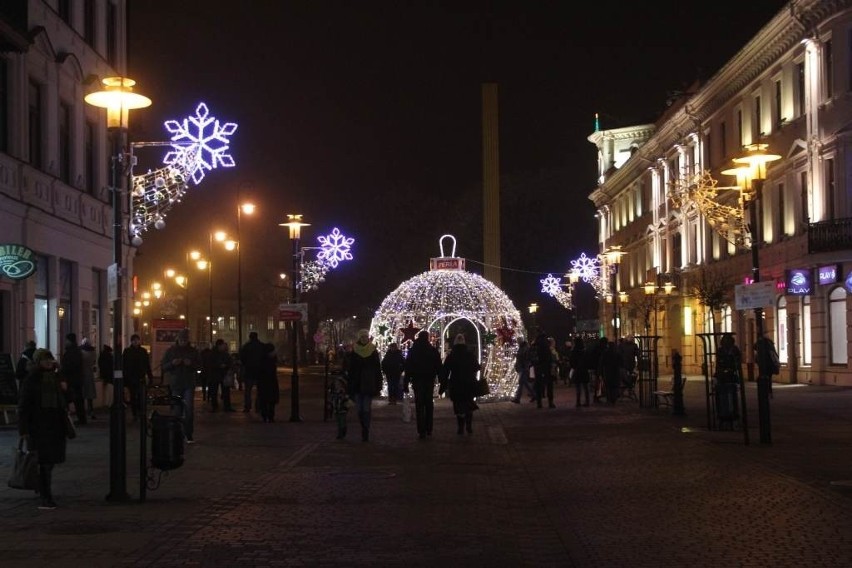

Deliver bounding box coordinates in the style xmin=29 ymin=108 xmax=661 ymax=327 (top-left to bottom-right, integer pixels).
xmin=370 ymin=235 xmax=524 ymax=400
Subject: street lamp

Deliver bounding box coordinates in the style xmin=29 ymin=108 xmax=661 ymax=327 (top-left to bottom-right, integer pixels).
xmin=602 ymin=246 xmax=627 ymax=339
xmin=722 ymin=143 xmax=780 ymax=445
xmin=236 ymin=202 xmax=255 ymax=349
xmin=85 ymin=76 xmax=151 ymax=503
xmin=279 ymin=214 xmax=310 ymax=423
xmin=528 ymin=302 xmax=538 ymax=336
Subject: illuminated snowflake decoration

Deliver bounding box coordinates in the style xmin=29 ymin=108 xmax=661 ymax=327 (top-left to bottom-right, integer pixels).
xmin=316 ymin=228 xmax=354 ymax=268
xmin=540 ymin=274 xmax=563 ymax=297
xmin=570 ymin=252 xmax=601 ymax=282
xmin=163 ymin=102 xmax=238 ymax=185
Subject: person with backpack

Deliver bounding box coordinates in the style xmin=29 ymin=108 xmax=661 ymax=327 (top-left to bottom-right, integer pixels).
xmin=755 ymin=333 xmax=780 ymax=398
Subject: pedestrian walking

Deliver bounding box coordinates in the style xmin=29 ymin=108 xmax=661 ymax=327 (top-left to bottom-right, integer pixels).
xmin=257 ymin=342 xmax=280 ymax=423
xmin=381 ymin=342 xmax=405 ymax=404
xmin=346 ymin=329 xmax=382 ymax=442
xmin=161 ymin=330 xmax=201 ymax=443
xmin=570 ymin=337 xmax=591 ymax=407
xmin=239 ymin=331 xmax=267 ymax=413
xmin=17 ymin=349 xmax=68 ymax=510
xmin=15 ymin=339 xmax=36 ymax=394
xmin=404 ymin=330 xmax=442 ymax=439
xmin=59 ymin=333 xmax=85 ymax=426
xmin=122 ymin=334 xmax=154 ymax=420
xmin=440 ymin=334 xmax=481 ymax=435
xmin=80 ymin=338 xmax=98 ymax=421
xmin=204 ymin=339 xmax=232 ymax=412
xmin=511 ymin=339 xmax=535 ymax=404
xmin=532 ymin=333 xmax=555 ymax=408
xmin=600 ymin=340 xmax=622 ymax=404
xmin=329 ymin=375 xmax=350 ymax=439
xmin=715 ymin=332 xmax=742 ymax=426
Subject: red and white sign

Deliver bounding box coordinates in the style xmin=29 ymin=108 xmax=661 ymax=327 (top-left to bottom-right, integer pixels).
xmin=430 ymin=257 xmax=465 ymax=271
xmin=278 ymin=303 xmax=308 ymax=321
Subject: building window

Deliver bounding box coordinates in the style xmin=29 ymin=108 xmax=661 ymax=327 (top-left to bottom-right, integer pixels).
xmin=59 ymin=101 xmax=71 ymax=184
xmin=705 ymin=132 xmax=712 ymax=167
xmin=267 ymin=316 xmax=274 ymax=331
xmin=796 ymin=61 xmax=805 ymax=117
xmin=800 ymin=171 xmax=809 ymax=223
xmin=774 ymin=79 xmax=782 ymax=127
xmin=801 ymin=295 xmax=811 ymax=366
xmin=721 ymin=305 xmax=732 ymax=333
xmin=754 ymin=95 xmax=761 ymax=138
xmin=58 ymin=0 xmax=71 ymax=24
xmin=737 ymin=109 xmax=743 ymax=147
xmin=776 ymin=296 xmax=787 ymax=364
xmin=28 ymin=80 xmax=43 ymax=169
xmin=825 ymin=158 xmax=835 ymax=220
xmin=0 ymin=58 xmax=7 ymax=153
xmin=671 ymin=233 xmax=682 ymax=269
xmin=278 ymin=320 xmax=286 ymax=330
xmin=34 ymin=254 xmax=50 ymax=351
xmin=92 ymin=268 xmax=102 ymax=348
xmin=777 ymin=183 xmax=785 ymax=238
xmin=824 ymin=38 xmax=833 ymax=101
xmin=59 ymin=259 xmax=73 ymax=342
xmin=228 ymin=316 xmax=236 ymax=331
xmin=85 ymin=121 xmax=95 ymax=193
xmin=828 ymin=287 xmax=847 ymax=365
xmin=720 ymin=121 xmax=727 ymax=158
xmin=106 ymin=1 xmax=117 ymax=66
xmin=84 ymin=0 xmax=96 ymax=46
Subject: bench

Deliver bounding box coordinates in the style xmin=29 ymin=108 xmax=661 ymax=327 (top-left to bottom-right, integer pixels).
xmin=654 ymin=376 xmax=687 ymax=408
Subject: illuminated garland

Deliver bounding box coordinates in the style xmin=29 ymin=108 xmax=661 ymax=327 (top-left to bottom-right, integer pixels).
xmin=370 ymin=267 xmax=525 ymax=400
xmin=299 ymin=228 xmax=355 ymax=293
xmin=669 ymin=170 xmax=750 ymax=250
xmin=130 ymin=102 xmax=238 ymax=245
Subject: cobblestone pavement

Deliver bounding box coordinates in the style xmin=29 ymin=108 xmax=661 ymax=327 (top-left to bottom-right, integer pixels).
xmin=1 ymin=370 xmax=852 ymax=567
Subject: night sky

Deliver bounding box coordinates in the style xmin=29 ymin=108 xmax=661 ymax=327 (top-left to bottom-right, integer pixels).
xmin=127 ymin=0 xmax=788 ymax=338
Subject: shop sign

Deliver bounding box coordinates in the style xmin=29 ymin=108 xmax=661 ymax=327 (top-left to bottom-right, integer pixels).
xmin=845 ymin=271 xmax=852 ymax=294
xmin=785 ymin=269 xmax=813 ymax=296
xmin=0 ymin=244 xmax=36 ymax=280
xmin=818 ymin=264 xmax=840 ymax=285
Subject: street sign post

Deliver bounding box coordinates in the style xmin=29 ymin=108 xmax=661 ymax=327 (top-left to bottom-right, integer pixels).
xmin=734 ymin=281 xmax=776 ymax=310
xmin=278 ymin=303 xmax=308 ymax=321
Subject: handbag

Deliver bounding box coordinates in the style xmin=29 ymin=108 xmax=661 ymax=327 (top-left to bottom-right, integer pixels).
xmin=8 ymin=440 xmax=39 ymax=490
xmin=474 ymin=377 xmax=490 ymax=397
xmin=223 ymin=370 xmax=236 ymax=388
xmin=65 ymin=412 xmax=77 ymax=440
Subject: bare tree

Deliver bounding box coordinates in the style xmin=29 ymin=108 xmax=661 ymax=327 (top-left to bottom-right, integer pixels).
xmin=691 ymin=266 xmax=732 ymax=334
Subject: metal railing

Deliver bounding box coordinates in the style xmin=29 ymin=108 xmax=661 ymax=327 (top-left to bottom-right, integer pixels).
xmin=808 ymin=217 xmax=852 ymax=253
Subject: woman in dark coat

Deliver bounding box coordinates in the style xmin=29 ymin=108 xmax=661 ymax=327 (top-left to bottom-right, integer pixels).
xmin=257 ymin=342 xmax=280 ymax=423
xmin=18 ymin=349 xmax=68 ymax=510
xmin=440 ymin=334 xmax=481 ymax=435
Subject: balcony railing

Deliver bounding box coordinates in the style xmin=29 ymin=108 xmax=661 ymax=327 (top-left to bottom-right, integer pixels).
xmin=808 ymin=217 xmax=852 ymax=253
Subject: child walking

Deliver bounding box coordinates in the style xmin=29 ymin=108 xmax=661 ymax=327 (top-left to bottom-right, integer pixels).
xmin=330 ymin=376 xmax=350 ymax=439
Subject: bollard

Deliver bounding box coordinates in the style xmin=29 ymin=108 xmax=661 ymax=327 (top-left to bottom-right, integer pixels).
xmin=672 ymin=349 xmax=685 ymax=416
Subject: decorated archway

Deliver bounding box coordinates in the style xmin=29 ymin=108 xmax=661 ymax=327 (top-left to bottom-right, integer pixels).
xmin=370 ymin=235 xmax=524 ymax=400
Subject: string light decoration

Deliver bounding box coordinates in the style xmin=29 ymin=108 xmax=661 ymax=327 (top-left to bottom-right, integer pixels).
xmin=570 ymin=252 xmax=607 ymax=297
xmin=668 ymin=170 xmax=749 ymax=250
xmin=370 ymin=235 xmax=525 ymax=400
xmin=163 ymin=102 xmax=238 ymax=185
xmin=540 ymin=273 xmax=574 ymax=310
xmin=299 ymin=227 xmax=355 ymax=293
xmin=129 ymin=102 xmax=239 ymax=245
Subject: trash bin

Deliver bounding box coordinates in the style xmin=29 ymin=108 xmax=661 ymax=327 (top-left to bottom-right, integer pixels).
xmin=150 ymin=410 xmax=184 ymax=471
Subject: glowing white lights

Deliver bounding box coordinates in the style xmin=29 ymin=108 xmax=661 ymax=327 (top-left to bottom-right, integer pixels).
xmin=163 ymin=102 xmax=238 ymax=185
xmin=317 ymin=227 xmax=354 ymax=268
xmin=370 ymin=236 xmax=525 ymax=400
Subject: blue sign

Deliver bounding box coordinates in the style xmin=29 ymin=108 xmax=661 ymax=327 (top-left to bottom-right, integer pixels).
xmin=785 ymin=269 xmax=812 ymax=296
xmin=818 ymin=264 xmax=840 ymax=285
xmin=845 ymin=271 xmax=852 ymax=294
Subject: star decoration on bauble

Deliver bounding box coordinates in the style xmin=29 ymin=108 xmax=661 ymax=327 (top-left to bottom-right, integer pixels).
xmin=399 ymin=321 xmax=421 ymax=344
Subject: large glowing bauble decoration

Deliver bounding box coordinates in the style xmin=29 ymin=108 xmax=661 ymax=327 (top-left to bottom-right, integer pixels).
xmin=370 ymin=235 xmax=524 ymax=401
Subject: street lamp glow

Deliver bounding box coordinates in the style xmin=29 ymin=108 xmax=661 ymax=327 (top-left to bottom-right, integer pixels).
xmin=164 ymin=268 xmax=176 ymax=278
xmin=196 ymin=259 xmax=209 ymax=270
xmin=214 ymin=230 xmax=227 ymax=242
xmin=175 ymin=275 xmax=187 ymax=287
xmin=189 ymin=250 xmax=202 ymax=261
xmin=224 ymin=240 xmax=237 ymax=251
xmin=241 ymin=202 xmax=256 ymax=215
xmin=84 ymin=77 xmax=152 ymax=129
xmin=279 ymin=214 xmax=310 ymax=239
